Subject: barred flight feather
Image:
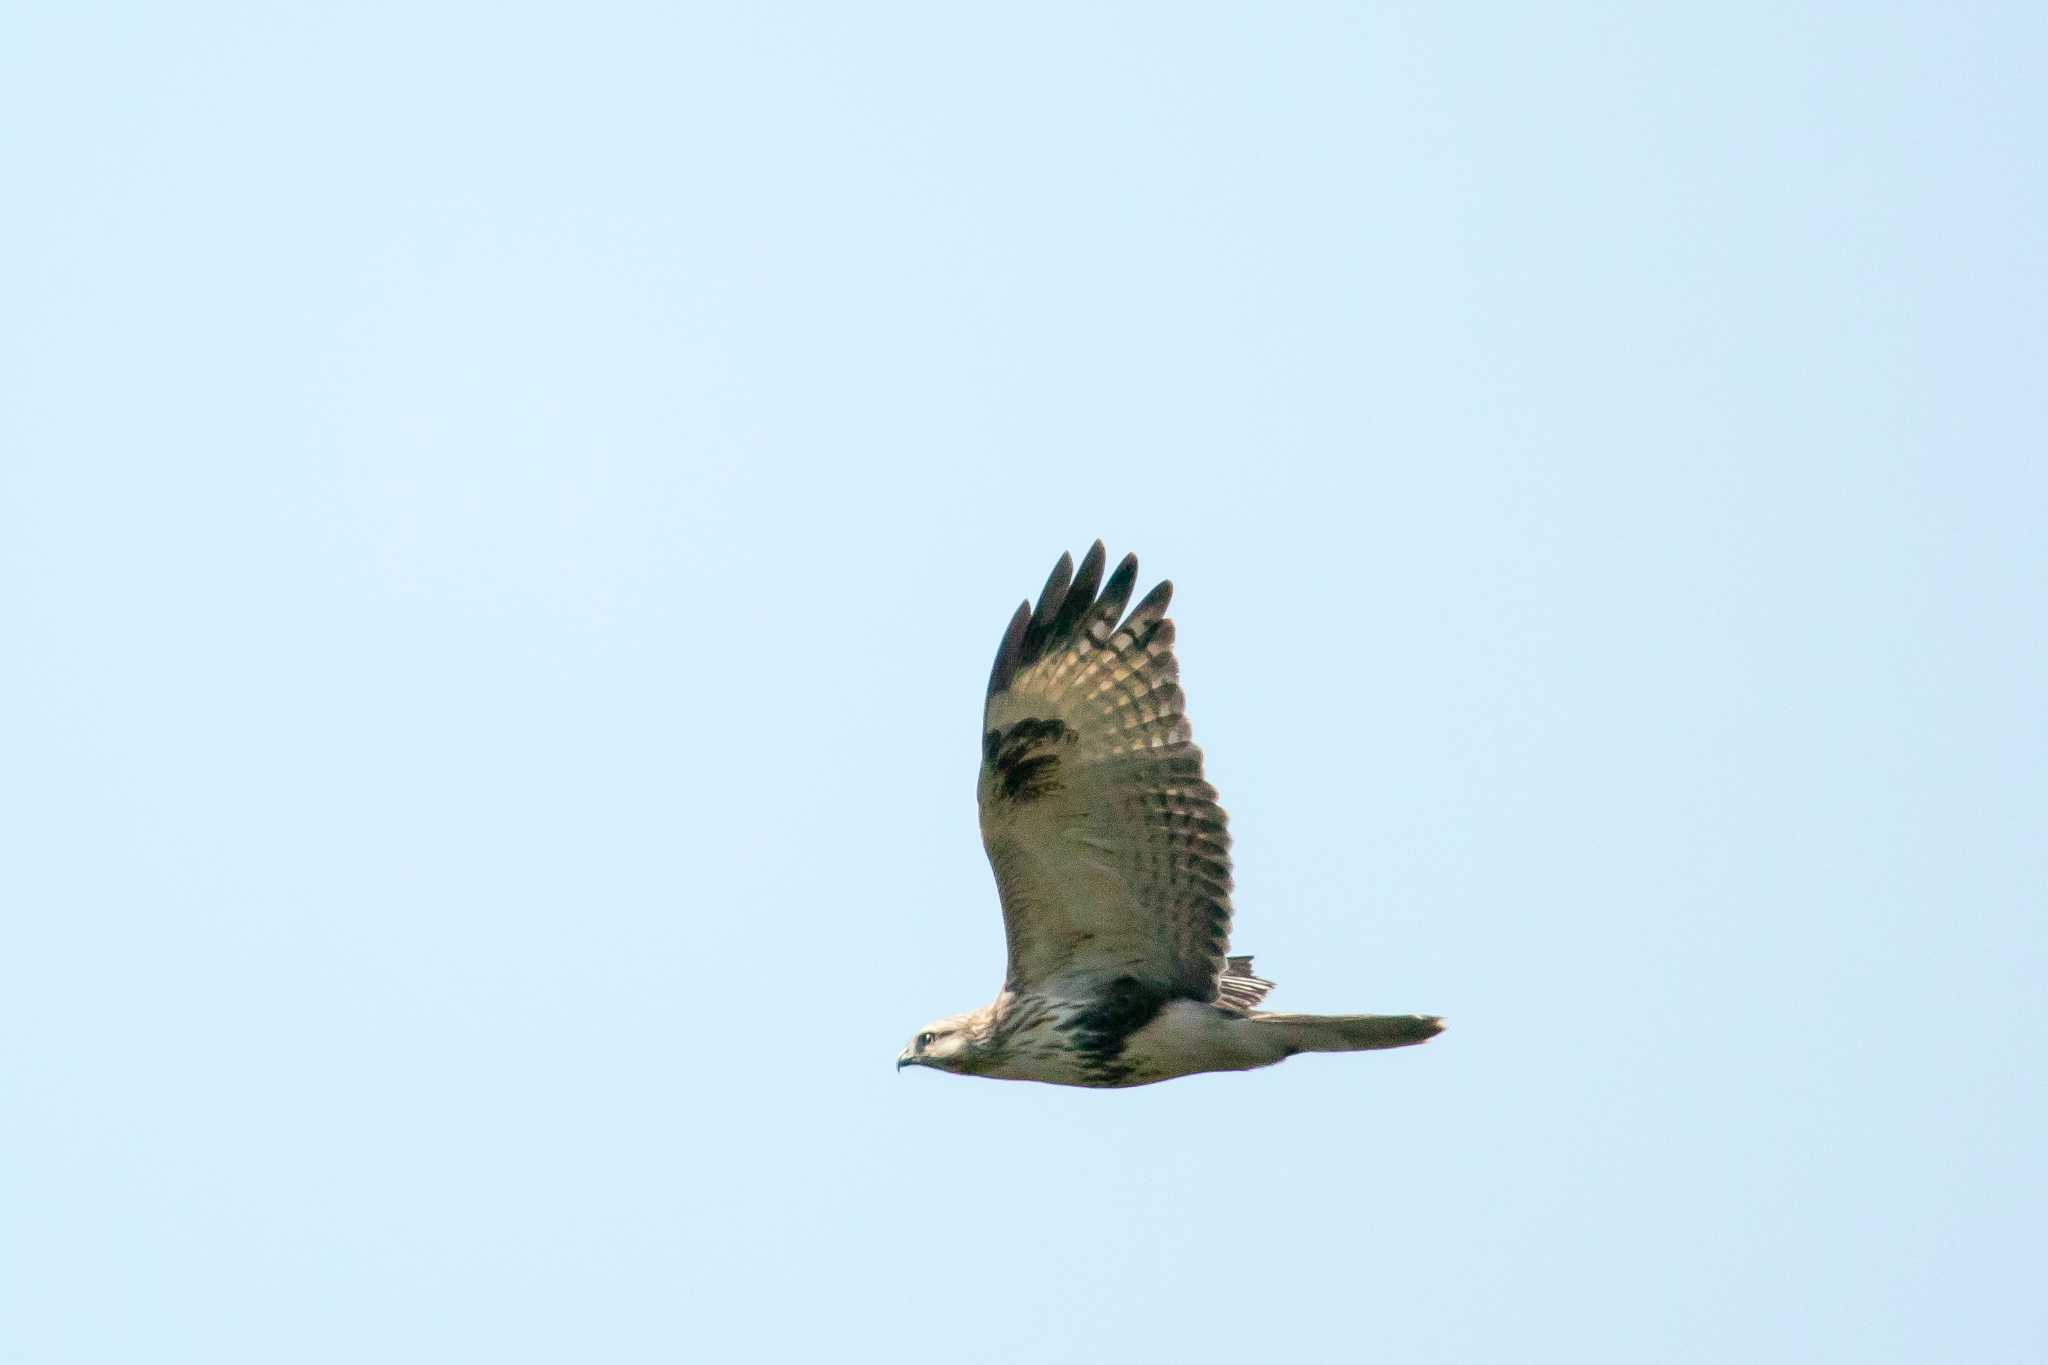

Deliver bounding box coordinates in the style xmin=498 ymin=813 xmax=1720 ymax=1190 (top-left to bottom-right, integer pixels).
xmin=978 ymin=542 xmax=1237 ymax=1005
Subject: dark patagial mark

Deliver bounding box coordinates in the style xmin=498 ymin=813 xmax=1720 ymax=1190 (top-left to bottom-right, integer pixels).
xmin=982 ymin=717 xmax=1075 ymax=802
xmin=1058 ymin=975 xmax=1170 ymax=1086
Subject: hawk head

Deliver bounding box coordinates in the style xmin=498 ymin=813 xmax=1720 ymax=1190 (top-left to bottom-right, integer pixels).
xmin=896 ymin=1009 xmax=993 ymax=1075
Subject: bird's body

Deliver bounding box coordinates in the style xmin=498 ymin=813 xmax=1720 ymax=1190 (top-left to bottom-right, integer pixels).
xmin=926 ymin=992 xmax=1288 ymax=1089
xmin=899 ymin=544 xmax=1442 ymax=1089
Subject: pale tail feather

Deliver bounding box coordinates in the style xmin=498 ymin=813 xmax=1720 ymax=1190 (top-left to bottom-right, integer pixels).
xmin=1253 ymin=1012 xmax=1444 ymax=1054
xmin=1216 ymin=955 xmax=1274 ymax=1011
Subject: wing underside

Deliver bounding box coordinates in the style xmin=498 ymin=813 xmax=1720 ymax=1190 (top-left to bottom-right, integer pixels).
xmin=977 ymin=543 xmax=1238 ymax=1004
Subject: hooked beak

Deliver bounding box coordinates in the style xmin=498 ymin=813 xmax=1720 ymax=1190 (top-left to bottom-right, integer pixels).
xmin=896 ymin=1052 xmax=914 ymax=1071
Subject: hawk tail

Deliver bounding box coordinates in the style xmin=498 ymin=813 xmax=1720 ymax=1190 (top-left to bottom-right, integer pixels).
xmin=1216 ymin=955 xmax=1274 ymax=1011
xmin=1252 ymin=1012 xmax=1444 ymax=1054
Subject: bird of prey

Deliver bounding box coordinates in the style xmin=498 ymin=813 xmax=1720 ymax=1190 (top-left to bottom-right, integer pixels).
xmin=898 ymin=543 xmax=1443 ymax=1088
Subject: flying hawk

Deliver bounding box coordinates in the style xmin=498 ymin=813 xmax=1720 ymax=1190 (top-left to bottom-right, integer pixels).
xmin=898 ymin=543 xmax=1443 ymax=1088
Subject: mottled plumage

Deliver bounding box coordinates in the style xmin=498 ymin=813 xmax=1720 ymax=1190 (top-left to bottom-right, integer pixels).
xmin=899 ymin=544 xmax=1442 ymax=1088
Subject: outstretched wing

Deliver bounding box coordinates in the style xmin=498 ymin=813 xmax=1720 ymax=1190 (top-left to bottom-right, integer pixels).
xmin=978 ymin=542 xmax=1235 ymax=1002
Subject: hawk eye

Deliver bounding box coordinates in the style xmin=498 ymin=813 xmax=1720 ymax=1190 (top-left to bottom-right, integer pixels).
xmin=918 ymin=1032 xmax=935 ymax=1050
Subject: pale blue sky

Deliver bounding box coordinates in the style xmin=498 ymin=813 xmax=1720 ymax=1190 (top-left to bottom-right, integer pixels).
xmin=3 ymin=5 xmax=2043 ymax=1362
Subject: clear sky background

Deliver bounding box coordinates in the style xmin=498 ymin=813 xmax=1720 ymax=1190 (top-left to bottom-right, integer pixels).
xmin=3 ymin=5 xmax=2043 ymax=1362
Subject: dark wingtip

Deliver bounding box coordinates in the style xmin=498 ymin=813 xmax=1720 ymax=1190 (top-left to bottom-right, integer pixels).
xmin=1047 ymin=541 xmax=1106 ymax=644
xmin=1030 ymin=551 xmax=1074 ymax=633
xmin=1129 ymin=576 xmax=1174 ymax=624
xmin=987 ymin=599 xmax=1031 ymax=699
xmin=1018 ymin=551 xmax=1074 ymax=663
xmin=1079 ymin=540 xmax=1107 ymax=587
xmin=992 ymin=545 xmax=1164 ymax=701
